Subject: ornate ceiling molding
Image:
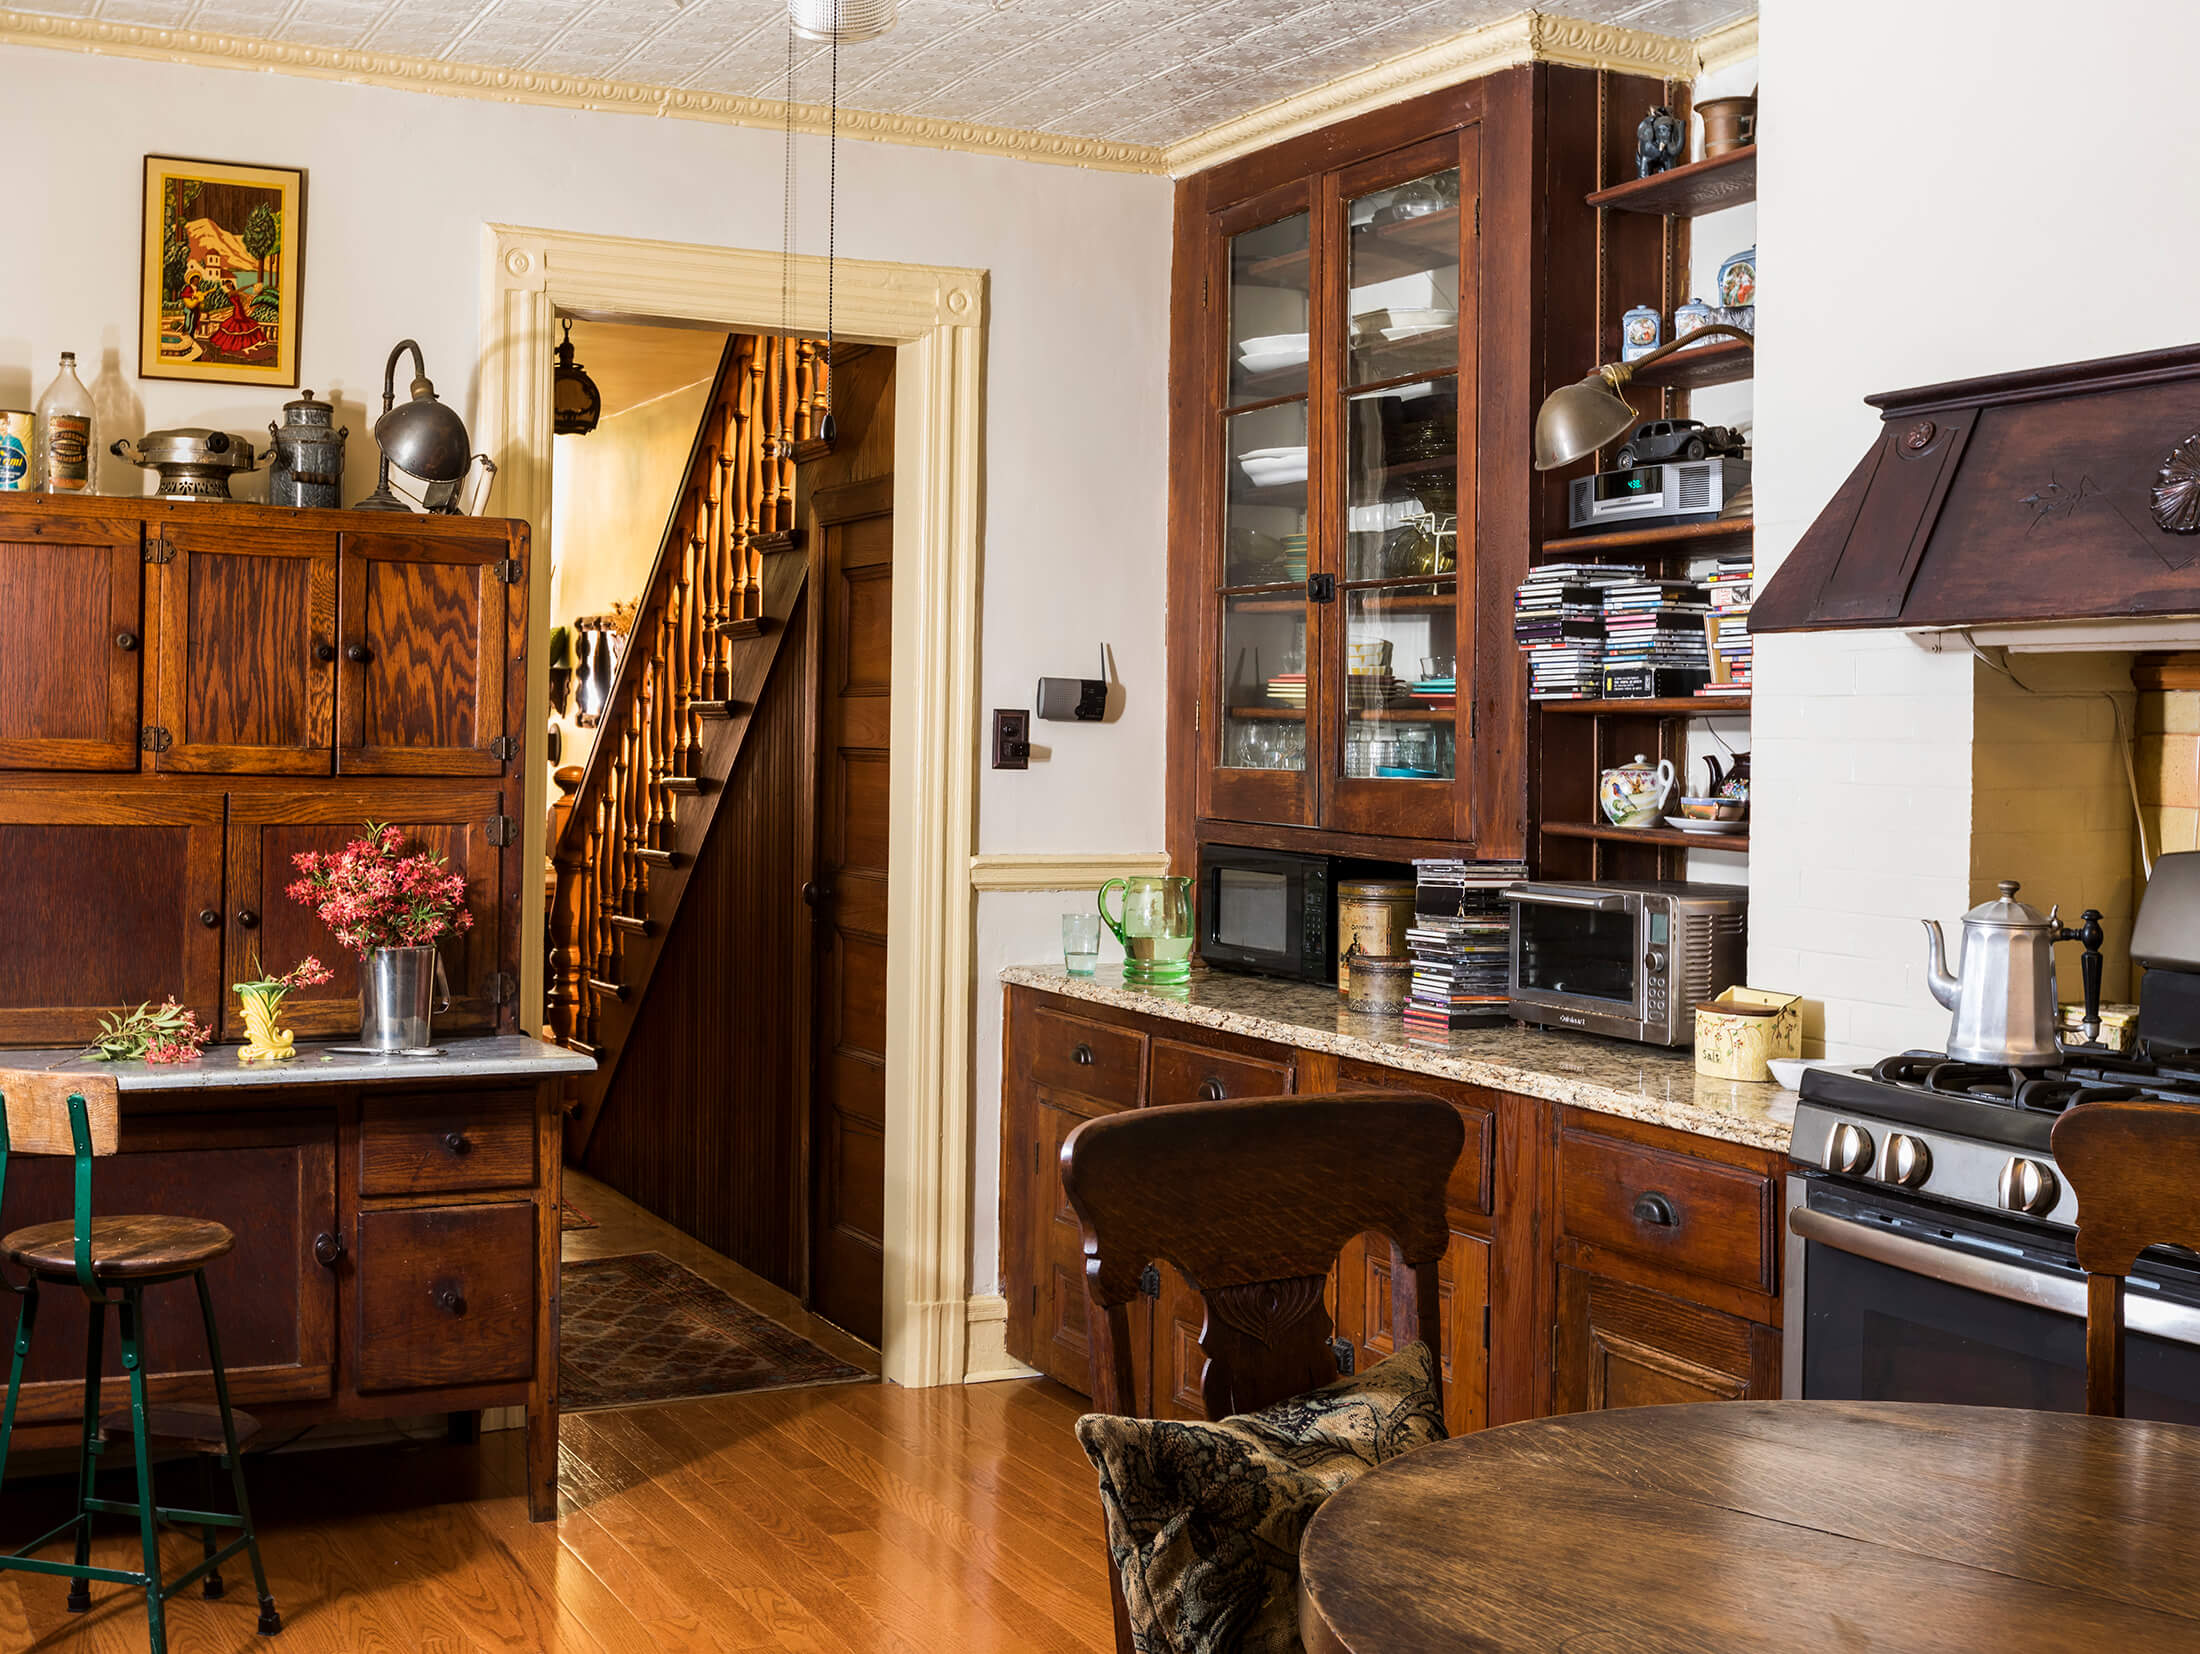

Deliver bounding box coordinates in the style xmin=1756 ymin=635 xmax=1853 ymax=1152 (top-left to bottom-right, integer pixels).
xmin=1692 ymin=16 xmax=1759 ymax=77
xmin=1159 ymin=12 xmax=1700 ymax=177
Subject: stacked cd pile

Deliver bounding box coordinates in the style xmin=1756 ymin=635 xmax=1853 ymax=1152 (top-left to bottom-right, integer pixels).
xmin=1699 ymin=552 xmax=1753 ymax=698
xmin=1601 ymin=577 xmax=1712 ymax=698
xmin=1514 ymin=564 xmax=1640 ymax=700
xmin=1403 ymin=858 xmax=1526 ymax=1032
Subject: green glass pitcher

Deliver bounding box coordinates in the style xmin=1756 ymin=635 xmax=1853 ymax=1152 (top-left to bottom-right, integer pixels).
xmin=1098 ymin=875 xmax=1195 ymax=985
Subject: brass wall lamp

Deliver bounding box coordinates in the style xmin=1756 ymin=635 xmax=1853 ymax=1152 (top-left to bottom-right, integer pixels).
xmin=1533 ymin=324 xmax=1755 ymax=471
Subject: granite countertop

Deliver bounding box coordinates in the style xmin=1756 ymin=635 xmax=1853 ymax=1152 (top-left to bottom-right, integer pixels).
xmin=11 ymin=1033 xmax=596 ymax=1093
xmin=1001 ymin=965 xmax=1795 ymax=1152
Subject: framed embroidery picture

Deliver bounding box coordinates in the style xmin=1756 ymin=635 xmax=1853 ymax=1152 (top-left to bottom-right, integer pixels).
xmin=139 ymin=156 xmax=305 ymax=386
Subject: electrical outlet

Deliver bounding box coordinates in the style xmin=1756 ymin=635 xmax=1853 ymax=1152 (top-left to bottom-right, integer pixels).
xmin=992 ymin=708 xmax=1030 ymax=770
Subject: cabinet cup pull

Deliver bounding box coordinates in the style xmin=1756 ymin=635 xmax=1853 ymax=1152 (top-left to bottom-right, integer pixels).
xmin=115 ymin=631 xmax=138 ymax=653
xmin=1197 ymin=1077 xmax=1226 ymax=1102
xmin=312 ymin=1232 xmax=344 ymax=1268
xmin=1633 ymin=1192 xmax=1679 ymax=1228
xmin=443 ymin=1130 xmax=473 ymax=1156
xmin=1071 ymin=1043 xmax=1095 ymax=1066
xmin=345 ymin=642 xmax=374 ymax=665
xmin=312 ymin=641 xmax=336 ymax=664
xmin=434 ymin=1285 xmax=467 ymax=1316
xmin=197 ymin=908 xmax=222 ymax=929
xmin=236 ymin=909 xmax=260 ymax=930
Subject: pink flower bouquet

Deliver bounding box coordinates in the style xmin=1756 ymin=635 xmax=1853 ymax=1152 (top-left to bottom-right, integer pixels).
xmin=286 ymin=823 xmax=474 ymax=957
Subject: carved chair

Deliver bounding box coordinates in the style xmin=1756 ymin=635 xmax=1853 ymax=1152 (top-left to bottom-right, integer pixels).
xmin=2051 ymin=1097 xmax=2200 ymax=1416
xmin=0 ymin=1069 xmax=281 ymax=1652
xmin=1062 ymin=1091 xmax=1465 ymax=1652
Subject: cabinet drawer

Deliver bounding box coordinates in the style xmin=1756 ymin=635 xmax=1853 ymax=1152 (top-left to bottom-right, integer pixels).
xmin=1148 ymin=1039 xmax=1292 ymax=1108
xmin=1030 ymin=1006 xmax=1143 ymax=1108
xmin=1559 ymin=1128 xmax=1775 ymax=1296
xmin=359 ymin=1089 xmax=537 ymax=1197
xmin=354 ymin=1202 xmax=535 ymax=1393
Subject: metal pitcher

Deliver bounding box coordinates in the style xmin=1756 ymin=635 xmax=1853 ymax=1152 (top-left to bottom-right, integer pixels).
xmin=266 ymin=390 xmax=348 ymax=510
xmin=1922 ymin=881 xmax=2102 ymax=1067
xmin=359 ymin=945 xmax=451 ymax=1051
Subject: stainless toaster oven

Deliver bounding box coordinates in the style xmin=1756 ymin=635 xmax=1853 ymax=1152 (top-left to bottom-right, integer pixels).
xmin=1504 ymin=879 xmax=1747 ymax=1045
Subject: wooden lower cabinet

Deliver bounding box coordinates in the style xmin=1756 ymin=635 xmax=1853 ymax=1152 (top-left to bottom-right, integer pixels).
xmin=1031 ymin=1086 xmax=1149 ymax=1406
xmin=1554 ymin=1266 xmax=1780 ymax=1410
xmin=1334 ymin=1228 xmax=1489 ymax=1437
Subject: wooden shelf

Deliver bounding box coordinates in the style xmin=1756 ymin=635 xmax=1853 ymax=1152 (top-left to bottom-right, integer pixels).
xmin=1539 ymin=518 xmax=1753 ymax=558
xmin=1541 ymin=821 xmax=1750 ymax=852
xmin=1586 ymin=147 xmax=1757 ymax=218
xmin=1536 ymin=696 xmax=1750 ymax=717
xmin=1227 ymin=704 xmax=1455 ymax=723
xmin=1628 ymin=337 xmax=1754 ymax=391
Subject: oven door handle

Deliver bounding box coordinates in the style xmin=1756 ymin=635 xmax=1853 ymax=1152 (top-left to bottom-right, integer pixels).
xmin=1790 ymin=1205 xmax=2200 ymax=1346
xmin=1503 ymin=885 xmax=1630 ymax=911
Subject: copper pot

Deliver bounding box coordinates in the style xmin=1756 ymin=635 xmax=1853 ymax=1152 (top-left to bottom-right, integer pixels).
xmin=1697 ymin=95 xmax=1756 ymax=159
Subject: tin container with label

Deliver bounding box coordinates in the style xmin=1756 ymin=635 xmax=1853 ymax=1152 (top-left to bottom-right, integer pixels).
xmin=1336 ymin=878 xmax=1415 ymax=993
xmin=1620 ymin=304 xmax=1662 ymax=363
xmin=1341 ymin=948 xmax=1413 ymax=1017
xmin=0 ymin=413 xmax=30 ymax=492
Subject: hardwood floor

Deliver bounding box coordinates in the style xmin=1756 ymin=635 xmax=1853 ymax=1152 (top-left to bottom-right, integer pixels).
xmin=0 ymin=1173 xmax=1112 ymax=1653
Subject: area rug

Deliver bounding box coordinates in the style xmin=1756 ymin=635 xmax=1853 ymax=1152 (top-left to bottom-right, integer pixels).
xmin=559 ymin=1198 xmax=598 ymax=1232
xmin=559 ymin=1252 xmax=869 ymax=1412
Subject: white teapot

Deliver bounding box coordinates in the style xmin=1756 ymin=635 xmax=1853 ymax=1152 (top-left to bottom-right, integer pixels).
xmin=1598 ymin=754 xmax=1676 ymax=829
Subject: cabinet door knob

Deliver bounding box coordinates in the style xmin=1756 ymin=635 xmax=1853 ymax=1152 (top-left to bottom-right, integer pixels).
xmin=197 ymin=908 xmax=221 ymax=929
xmin=312 ymin=641 xmax=336 ymax=664
xmin=236 ymin=908 xmax=260 ymax=930
xmin=1197 ymin=1077 xmax=1226 ymax=1102
xmin=312 ymin=1232 xmax=344 ymax=1268
xmin=1633 ymin=1191 xmax=1679 ymax=1228
xmin=345 ymin=642 xmax=374 ymax=665
xmin=115 ymin=631 xmax=139 ymax=652
xmin=443 ymin=1130 xmax=472 ymax=1156
xmin=1071 ymin=1043 xmax=1095 ymax=1066
xmin=434 ymin=1285 xmax=467 ymax=1316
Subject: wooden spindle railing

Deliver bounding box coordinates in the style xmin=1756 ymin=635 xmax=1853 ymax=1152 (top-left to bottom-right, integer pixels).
xmin=547 ymin=334 xmax=825 ymax=1053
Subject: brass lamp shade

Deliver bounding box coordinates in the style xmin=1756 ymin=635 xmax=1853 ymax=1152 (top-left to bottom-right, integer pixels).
xmin=1534 ymin=371 xmax=1639 ymax=472
xmin=356 ymin=338 xmax=473 ymax=511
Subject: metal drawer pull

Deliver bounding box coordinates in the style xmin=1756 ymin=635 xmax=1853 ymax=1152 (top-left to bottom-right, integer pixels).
xmin=115 ymin=631 xmax=138 ymax=652
xmin=197 ymin=909 xmax=221 ymax=929
xmin=1633 ymin=1192 xmax=1678 ymax=1228
xmin=1197 ymin=1077 xmax=1226 ymax=1102
xmin=235 ymin=908 xmax=259 ymax=930
xmin=1071 ymin=1043 xmax=1095 ymax=1066
xmin=434 ymin=1285 xmax=467 ymax=1316
xmin=443 ymin=1131 xmax=473 ymax=1156
xmin=312 ymin=641 xmax=336 ymax=664
xmin=312 ymin=1232 xmax=343 ymax=1268
xmin=345 ymin=642 xmax=374 ymax=664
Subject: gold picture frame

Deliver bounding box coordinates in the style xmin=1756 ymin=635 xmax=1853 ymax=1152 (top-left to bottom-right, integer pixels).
xmin=139 ymin=155 xmax=305 ymax=387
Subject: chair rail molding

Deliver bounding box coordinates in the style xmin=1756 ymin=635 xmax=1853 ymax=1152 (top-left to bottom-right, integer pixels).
xmin=969 ymin=851 xmax=1173 ymax=892
xmin=479 ymin=222 xmax=987 ymax=1389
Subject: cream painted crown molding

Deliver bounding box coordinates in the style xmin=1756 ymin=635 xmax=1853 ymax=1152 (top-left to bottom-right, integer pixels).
xmin=1692 ymin=16 xmax=1759 ymax=78
xmin=969 ymin=851 xmax=1171 ymax=892
xmin=0 ymin=5 xmax=1164 ymax=174
xmin=1159 ymin=11 xmax=1699 ymax=177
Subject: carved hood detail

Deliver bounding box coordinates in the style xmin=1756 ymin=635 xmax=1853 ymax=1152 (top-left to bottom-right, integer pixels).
xmin=1753 ymin=344 xmax=2200 ymax=635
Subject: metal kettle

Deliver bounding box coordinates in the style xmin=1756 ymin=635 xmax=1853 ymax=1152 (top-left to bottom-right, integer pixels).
xmin=1922 ymin=881 xmax=2103 ymax=1068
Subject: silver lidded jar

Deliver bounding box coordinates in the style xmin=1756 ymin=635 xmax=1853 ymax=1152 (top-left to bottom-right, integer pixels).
xmin=266 ymin=390 xmax=348 ymax=509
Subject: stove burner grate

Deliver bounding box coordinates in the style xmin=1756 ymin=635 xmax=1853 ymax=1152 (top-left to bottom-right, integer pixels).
xmin=1866 ymin=1053 xmax=2145 ymax=1113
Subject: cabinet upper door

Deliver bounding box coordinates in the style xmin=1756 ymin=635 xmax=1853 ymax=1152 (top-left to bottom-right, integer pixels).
xmin=153 ymin=520 xmax=338 ymax=774
xmin=0 ymin=513 xmax=145 ymax=770
xmin=224 ymin=780 xmax=508 ymax=1040
xmin=0 ymin=787 xmax=224 ymax=1041
xmin=336 ymin=531 xmax=512 ymax=776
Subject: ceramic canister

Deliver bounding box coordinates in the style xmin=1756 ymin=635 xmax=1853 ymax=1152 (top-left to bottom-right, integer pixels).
xmin=1336 ymin=879 xmax=1415 ymax=993
xmin=1673 ymin=297 xmax=1718 ymax=344
xmin=1621 ymin=304 xmax=1662 ymax=363
xmin=1342 ymin=951 xmax=1414 ymax=1017
xmin=1718 ymin=245 xmax=1757 ymax=309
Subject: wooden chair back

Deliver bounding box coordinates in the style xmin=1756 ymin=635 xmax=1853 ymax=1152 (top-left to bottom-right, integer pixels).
xmin=0 ymin=1070 xmax=120 ymax=1160
xmin=1061 ymin=1091 xmax=1464 ymax=1422
xmin=2050 ymin=1099 xmax=2200 ymax=1416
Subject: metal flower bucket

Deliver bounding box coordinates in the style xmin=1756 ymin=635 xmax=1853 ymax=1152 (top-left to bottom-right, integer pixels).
xmin=359 ymin=945 xmax=451 ymax=1051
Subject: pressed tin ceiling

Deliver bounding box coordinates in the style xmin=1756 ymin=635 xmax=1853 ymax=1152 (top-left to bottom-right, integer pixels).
xmin=10 ymin=0 xmax=1754 ymax=149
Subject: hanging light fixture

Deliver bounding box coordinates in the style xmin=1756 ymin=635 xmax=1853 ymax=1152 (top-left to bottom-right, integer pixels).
xmin=553 ymin=318 xmax=602 ymax=437
xmin=789 ymin=0 xmax=898 ymax=44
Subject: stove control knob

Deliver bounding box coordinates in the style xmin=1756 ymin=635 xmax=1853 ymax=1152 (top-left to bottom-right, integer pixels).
xmin=1823 ymin=1121 xmax=1875 ymax=1176
xmin=1998 ymin=1157 xmax=2061 ymax=1216
xmin=1883 ymin=1133 xmax=1934 ymax=1189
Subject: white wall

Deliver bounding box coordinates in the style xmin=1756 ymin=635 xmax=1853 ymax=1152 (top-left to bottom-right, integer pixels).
xmin=1751 ymin=0 xmax=2200 ymax=1060
xmin=0 ymin=44 xmax=1174 ymax=1304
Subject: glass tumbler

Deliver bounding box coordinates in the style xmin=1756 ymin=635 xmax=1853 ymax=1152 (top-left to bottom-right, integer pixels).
xmin=1062 ymin=912 xmax=1102 ymax=976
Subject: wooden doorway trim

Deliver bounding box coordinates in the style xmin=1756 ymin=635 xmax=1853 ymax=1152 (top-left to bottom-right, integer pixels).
xmin=477 ymin=223 xmax=987 ymax=1388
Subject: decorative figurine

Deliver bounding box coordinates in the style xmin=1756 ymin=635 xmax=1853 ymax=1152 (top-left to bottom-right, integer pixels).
xmin=1621 ymin=304 xmax=1662 ymax=363
xmin=1636 ymin=106 xmax=1685 ymax=178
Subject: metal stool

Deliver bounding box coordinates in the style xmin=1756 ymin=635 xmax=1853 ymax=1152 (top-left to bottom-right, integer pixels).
xmin=0 ymin=1070 xmax=280 ymax=1651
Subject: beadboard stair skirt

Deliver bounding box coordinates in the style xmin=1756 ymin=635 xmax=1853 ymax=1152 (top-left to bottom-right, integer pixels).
xmin=549 ymin=332 xmax=829 ymax=1155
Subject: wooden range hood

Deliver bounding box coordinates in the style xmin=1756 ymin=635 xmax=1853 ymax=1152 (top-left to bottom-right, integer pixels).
xmin=1754 ymin=343 xmax=2200 ymax=640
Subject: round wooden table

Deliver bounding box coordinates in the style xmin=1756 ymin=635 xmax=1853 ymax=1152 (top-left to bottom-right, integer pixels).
xmin=1298 ymin=1401 xmax=2200 ymax=1653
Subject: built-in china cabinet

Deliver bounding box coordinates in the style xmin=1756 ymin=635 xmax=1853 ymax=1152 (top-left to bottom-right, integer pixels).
xmin=1166 ymin=65 xmax=1672 ymax=866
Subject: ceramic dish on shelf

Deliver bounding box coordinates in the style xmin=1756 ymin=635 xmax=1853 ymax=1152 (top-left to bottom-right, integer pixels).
xmin=1236 ymin=336 xmax=1310 ymax=376
xmin=1663 ymin=816 xmax=1748 ymax=835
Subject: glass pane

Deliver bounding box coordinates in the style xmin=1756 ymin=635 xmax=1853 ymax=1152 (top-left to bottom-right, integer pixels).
xmin=1229 ymin=212 xmax=1310 ymax=405
xmin=1348 ymin=168 xmax=1460 ymax=387
xmin=1226 ymin=402 xmax=1308 ymax=587
xmin=1344 ymin=379 xmax=1457 ymax=583
xmin=1517 ymin=905 xmax=1636 ymax=1003
xmin=1341 ymin=582 xmax=1455 ymax=782
xmin=1220 ymin=594 xmax=1305 ymax=772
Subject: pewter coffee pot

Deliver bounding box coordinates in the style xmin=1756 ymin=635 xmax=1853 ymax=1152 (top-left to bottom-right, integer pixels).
xmin=1922 ymin=881 xmax=2103 ymax=1068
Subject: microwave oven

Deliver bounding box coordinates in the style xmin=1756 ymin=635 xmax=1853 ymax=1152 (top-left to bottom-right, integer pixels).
xmin=1504 ymin=879 xmax=1747 ymax=1045
xmin=1196 ymin=845 xmax=1340 ymax=984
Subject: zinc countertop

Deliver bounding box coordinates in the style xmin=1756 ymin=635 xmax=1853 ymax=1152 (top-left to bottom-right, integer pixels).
xmin=1000 ymin=964 xmax=1794 ymax=1152
xmin=10 ymin=1033 xmax=595 ymax=1092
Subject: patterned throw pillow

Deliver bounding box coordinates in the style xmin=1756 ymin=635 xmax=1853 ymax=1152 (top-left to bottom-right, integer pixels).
xmin=1075 ymin=1340 xmax=1446 ymax=1654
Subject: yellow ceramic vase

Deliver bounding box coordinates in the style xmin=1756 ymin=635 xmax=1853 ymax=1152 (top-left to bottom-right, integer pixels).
xmin=236 ymin=984 xmax=298 ymax=1063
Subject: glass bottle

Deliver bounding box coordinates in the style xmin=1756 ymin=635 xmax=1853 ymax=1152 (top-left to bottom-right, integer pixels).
xmin=35 ymin=351 xmax=96 ymax=495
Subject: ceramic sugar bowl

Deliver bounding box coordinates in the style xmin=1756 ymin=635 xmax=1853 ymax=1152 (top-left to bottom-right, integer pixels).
xmin=1599 ymin=754 xmax=1676 ymax=829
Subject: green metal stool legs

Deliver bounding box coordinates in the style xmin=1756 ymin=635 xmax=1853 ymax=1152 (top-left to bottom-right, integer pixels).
xmin=65 ymin=1291 xmax=101 ymax=1614
xmin=197 ymin=1269 xmax=280 ymax=1634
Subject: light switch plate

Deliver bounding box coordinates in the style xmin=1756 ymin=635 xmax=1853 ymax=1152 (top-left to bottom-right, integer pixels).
xmin=992 ymin=708 xmax=1030 ymax=770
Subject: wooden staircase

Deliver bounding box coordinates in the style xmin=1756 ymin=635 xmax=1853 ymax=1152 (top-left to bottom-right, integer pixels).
xmin=548 ymin=332 xmax=827 ymax=1154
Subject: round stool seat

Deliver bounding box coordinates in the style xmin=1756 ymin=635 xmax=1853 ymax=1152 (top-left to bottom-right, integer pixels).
xmin=2 ymin=1215 xmax=235 ymax=1282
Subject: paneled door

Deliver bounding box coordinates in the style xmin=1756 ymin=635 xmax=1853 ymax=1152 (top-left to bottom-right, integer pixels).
xmin=224 ymin=781 xmax=507 ymax=1039
xmin=808 ymin=475 xmax=893 ymax=1344
xmin=154 ymin=520 xmax=338 ymax=773
xmin=1333 ymin=1228 xmax=1490 ymax=1437
xmin=1553 ymin=1266 xmax=1779 ymax=1411
xmin=0 ymin=512 xmax=145 ymax=770
xmin=336 ymin=531 xmax=511 ymax=775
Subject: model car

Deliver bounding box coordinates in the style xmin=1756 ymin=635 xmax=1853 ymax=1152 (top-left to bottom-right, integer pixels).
xmin=1614 ymin=418 xmax=1746 ymax=469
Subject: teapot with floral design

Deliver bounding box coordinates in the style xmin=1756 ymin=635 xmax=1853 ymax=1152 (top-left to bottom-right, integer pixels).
xmin=1599 ymin=754 xmax=1676 ymax=829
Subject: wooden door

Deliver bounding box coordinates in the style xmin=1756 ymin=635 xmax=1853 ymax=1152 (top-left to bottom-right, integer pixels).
xmin=5 ymin=1112 xmax=338 ymax=1424
xmin=224 ymin=781 xmax=507 ymax=1040
xmin=336 ymin=531 xmax=510 ymax=775
xmin=0 ymin=512 xmax=145 ymax=770
xmin=153 ymin=519 xmax=338 ymax=773
xmin=808 ymin=476 xmax=893 ymax=1344
xmin=1334 ymin=1228 xmax=1489 ymax=1437
xmin=1033 ymin=1088 xmax=1149 ymax=1407
xmin=1553 ymin=1266 xmax=1780 ymax=1413
xmin=0 ymin=787 xmax=224 ymax=1042
xmin=1151 ymin=1263 xmax=1210 ymax=1420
